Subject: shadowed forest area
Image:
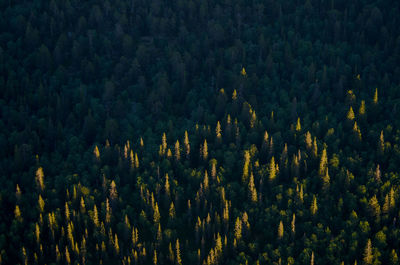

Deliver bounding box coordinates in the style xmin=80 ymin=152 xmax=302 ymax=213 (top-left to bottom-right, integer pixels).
xmin=1 ymin=0 xmax=400 ymax=264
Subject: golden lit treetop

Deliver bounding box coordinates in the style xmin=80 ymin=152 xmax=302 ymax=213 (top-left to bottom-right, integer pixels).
xmin=241 ymin=67 xmax=247 ymax=76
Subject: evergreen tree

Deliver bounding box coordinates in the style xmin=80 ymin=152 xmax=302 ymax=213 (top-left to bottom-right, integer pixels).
xmin=363 ymin=239 xmax=372 ymax=265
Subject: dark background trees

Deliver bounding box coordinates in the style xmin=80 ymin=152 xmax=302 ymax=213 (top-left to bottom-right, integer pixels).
xmin=0 ymin=0 xmax=400 ymax=264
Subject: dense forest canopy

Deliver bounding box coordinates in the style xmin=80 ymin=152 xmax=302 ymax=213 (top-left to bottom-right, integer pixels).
xmin=1 ymin=0 xmax=400 ymax=264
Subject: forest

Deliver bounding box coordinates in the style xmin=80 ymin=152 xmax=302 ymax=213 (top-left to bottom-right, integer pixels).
xmin=1 ymin=0 xmax=400 ymax=264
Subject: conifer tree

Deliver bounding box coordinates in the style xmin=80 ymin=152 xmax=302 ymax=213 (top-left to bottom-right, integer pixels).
xmin=38 ymin=195 xmax=45 ymax=213
xmin=16 ymin=184 xmax=21 ymax=202
xmin=390 ymin=249 xmax=398 ymax=265
xmin=269 ymin=157 xmax=276 ymax=181
xmin=359 ymin=100 xmax=366 ymax=116
xmin=291 ymin=214 xmax=295 ymax=235
xmin=35 ymin=223 xmax=40 ymax=243
xmin=169 ymin=202 xmax=176 ymax=220
xmin=80 ymin=197 xmax=86 ymax=213
xmin=378 ymin=131 xmax=385 ymax=155
xmin=368 ymin=196 xmax=381 ymax=222
xmin=94 ymin=145 xmax=100 ymax=161
xmin=241 ymin=67 xmax=247 ymax=76
xmin=319 ymin=148 xmax=328 ymax=176
xmin=36 ymin=167 xmax=45 ymax=192
xmin=162 ymin=133 xmax=167 ymax=155
xmin=65 ymin=202 xmax=70 ymax=221
xmin=175 ymin=140 xmax=180 ymax=161
xmin=322 ymin=168 xmax=330 ymax=190
xmin=296 ymin=117 xmax=301 ymax=132
xmin=176 ymin=239 xmax=182 ymax=265
xmin=373 ymin=88 xmax=378 ymax=105
xmin=157 ymin=223 xmax=163 ymax=243
xmin=234 ymin=217 xmax=242 ymax=242
xmin=305 ymin=131 xmax=312 ymax=150
xmin=248 ymin=172 xmax=257 ymax=203
xmin=184 ymin=131 xmax=190 ymax=158
xmin=311 ymin=251 xmax=314 ymax=265
xmin=14 ymin=205 xmax=22 ymax=222
xmin=232 ymin=89 xmax=237 ymax=100
xmin=216 ymin=121 xmax=222 ymax=140
xmin=153 ymin=202 xmax=161 ymax=224
xmin=278 ymin=220 xmax=284 ymax=239
xmin=242 ymin=150 xmax=250 ymax=183
xmin=106 ymin=198 xmax=111 ymax=224
xmin=363 ymin=239 xmax=372 ymax=264
xmin=347 ymin=106 xmax=355 ymax=120
xmin=93 ymin=205 xmax=99 ymax=227
xmin=153 ymin=250 xmax=158 ymax=265
xmin=310 ymin=195 xmax=318 ymax=215
xmin=202 ymin=139 xmax=208 ymax=161
xmin=312 ymin=137 xmax=318 ymax=158
xmin=110 ymin=180 xmax=118 ymax=201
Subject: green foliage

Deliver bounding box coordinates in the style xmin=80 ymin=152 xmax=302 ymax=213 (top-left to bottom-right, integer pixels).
xmin=0 ymin=0 xmax=399 ymax=264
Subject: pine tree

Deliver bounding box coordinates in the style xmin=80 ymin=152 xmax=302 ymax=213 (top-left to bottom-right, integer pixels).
xmin=153 ymin=202 xmax=161 ymax=224
xmin=216 ymin=121 xmax=222 ymax=140
xmin=390 ymin=249 xmax=398 ymax=265
xmin=312 ymin=137 xmax=318 ymax=158
xmin=157 ymin=223 xmax=163 ymax=243
xmin=135 ymin=153 xmax=139 ymax=168
xmin=242 ymin=150 xmax=250 ymax=183
xmin=65 ymin=202 xmax=70 ymax=221
xmin=202 ymin=139 xmax=208 ymax=160
xmin=232 ymin=89 xmax=237 ymax=100
xmin=363 ymin=239 xmax=373 ymax=264
xmin=322 ymin=168 xmax=330 ymax=190
xmin=15 ymin=205 xmax=22 ymax=222
xmin=378 ymin=131 xmax=385 ymax=155
xmin=38 ymin=195 xmax=45 ymax=213
xmin=241 ymin=67 xmax=247 ymax=76
xmin=248 ymin=172 xmax=257 ymax=203
xmin=94 ymin=145 xmax=100 ymax=161
xmin=80 ymin=197 xmax=86 ymax=213
xmin=269 ymin=157 xmax=276 ymax=181
xmin=176 ymin=239 xmax=182 ymax=265
xmin=359 ymin=100 xmax=366 ymax=116
xmin=234 ymin=217 xmax=242 ymax=242
xmin=153 ymin=250 xmax=158 ymax=265
xmin=169 ymin=202 xmax=176 ymax=220
xmin=291 ymin=213 xmax=296 ymax=235
xmin=184 ymin=131 xmax=190 ymax=158
xmin=35 ymin=223 xmax=40 ymax=243
xmin=165 ymin=173 xmax=170 ymax=197
xmin=36 ymin=167 xmax=45 ymax=192
xmin=93 ymin=205 xmax=99 ymax=227
xmin=278 ymin=220 xmax=284 ymax=239
xmin=114 ymin=234 xmax=120 ymax=254
xmin=347 ymin=106 xmax=355 ymax=120
xmin=305 ymin=131 xmax=312 ymax=150
xmin=175 ymin=140 xmax=180 ymax=161
xmin=203 ymin=170 xmax=209 ymax=193
xmin=106 ymin=198 xmax=111 ymax=224
xmin=374 ymin=165 xmax=381 ymax=182
xmin=211 ymin=160 xmax=217 ymax=180
xmin=162 ymin=133 xmax=167 ymax=155
xmin=373 ymin=88 xmax=378 ymax=105
xmin=319 ymin=148 xmax=328 ymax=176
xmin=368 ymin=196 xmax=381 ymax=222
xmin=296 ymin=117 xmax=301 ymax=132
xmin=311 ymin=251 xmax=314 ymax=265
xmin=310 ymin=195 xmax=318 ymax=215
xmin=65 ymin=246 xmax=71 ymax=264
xmin=15 ymin=184 xmax=21 ymax=202
xmin=250 ymin=110 xmax=257 ymax=128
